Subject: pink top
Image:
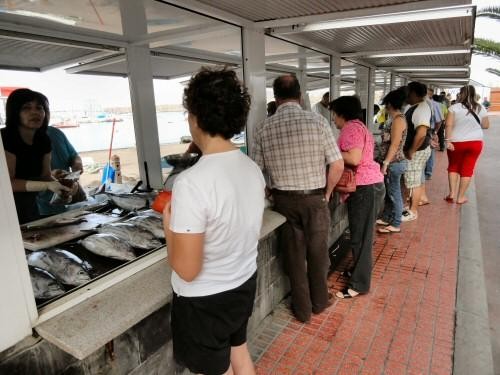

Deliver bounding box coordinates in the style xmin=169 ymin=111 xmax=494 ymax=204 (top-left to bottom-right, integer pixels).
xmin=337 ymin=119 xmax=384 ymax=186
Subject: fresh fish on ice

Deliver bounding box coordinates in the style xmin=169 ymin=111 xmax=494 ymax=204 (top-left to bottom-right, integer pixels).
xmin=97 ymin=222 xmax=162 ymax=249
xmin=81 ymin=233 xmax=136 ymax=261
xmin=27 ymin=249 xmax=92 ymax=286
xmin=125 ymin=215 xmax=165 ymax=239
xmin=106 ymin=193 xmax=149 ymax=211
xmin=29 ymin=266 xmax=65 ymax=299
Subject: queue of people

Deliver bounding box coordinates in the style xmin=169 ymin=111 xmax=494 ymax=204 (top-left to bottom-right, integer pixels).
xmin=2 ymin=69 xmax=490 ymax=375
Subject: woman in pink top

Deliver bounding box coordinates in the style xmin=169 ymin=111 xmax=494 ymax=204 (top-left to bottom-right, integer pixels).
xmin=329 ymin=96 xmax=385 ymax=299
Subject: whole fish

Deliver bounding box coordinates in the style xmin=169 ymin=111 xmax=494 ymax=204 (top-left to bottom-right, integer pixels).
xmin=29 ymin=266 xmax=65 ymax=299
xmin=97 ymin=222 xmax=162 ymax=250
xmin=125 ymin=215 xmax=165 ymax=239
xmin=107 ymin=193 xmax=149 ymax=211
xmin=81 ymin=233 xmax=136 ymax=261
xmin=27 ymin=249 xmax=92 ymax=286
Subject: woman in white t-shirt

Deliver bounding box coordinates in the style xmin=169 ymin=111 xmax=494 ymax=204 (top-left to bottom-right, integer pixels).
xmin=445 ymin=85 xmax=490 ymax=204
xmin=163 ymin=67 xmax=265 ymax=375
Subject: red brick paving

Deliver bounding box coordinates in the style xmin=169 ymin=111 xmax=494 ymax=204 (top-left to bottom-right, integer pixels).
xmin=253 ymin=152 xmax=459 ymax=374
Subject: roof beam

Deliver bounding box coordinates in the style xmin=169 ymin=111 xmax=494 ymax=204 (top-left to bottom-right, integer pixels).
xmin=153 ymin=45 xmax=241 ymax=65
xmin=40 ymin=51 xmax=121 ymax=72
xmin=380 ymin=66 xmax=469 ymax=71
xmin=268 ymin=5 xmax=472 ymax=34
xmin=343 ymin=46 xmax=470 ymax=58
xmin=131 ymin=23 xmax=233 ymax=48
xmin=65 ymin=55 xmax=126 ymax=74
xmin=265 ymin=51 xmax=323 ymax=63
xmin=256 ymin=0 xmax=470 ymax=29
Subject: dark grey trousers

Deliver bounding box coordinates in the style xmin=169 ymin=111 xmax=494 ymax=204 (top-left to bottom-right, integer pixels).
xmin=273 ymin=193 xmax=331 ymax=322
xmin=346 ymin=182 xmax=385 ymax=293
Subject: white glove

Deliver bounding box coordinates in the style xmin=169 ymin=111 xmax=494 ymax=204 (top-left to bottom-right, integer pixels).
xmin=25 ymin=180 xmax=71 ymax=195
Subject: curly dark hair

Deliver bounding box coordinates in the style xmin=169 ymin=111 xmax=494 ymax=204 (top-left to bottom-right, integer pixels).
xmin=183 ymin=67 xmax=251 ymax=139
xmin=6 ymin=88 xmax=50 ymax=135
xmin=328 ymin=95 xmax=363 ymax=121
xmin=407 ymin=81 xmax=427 ymax=98
xmin=381 ymin=87 xmax=407 ymax=110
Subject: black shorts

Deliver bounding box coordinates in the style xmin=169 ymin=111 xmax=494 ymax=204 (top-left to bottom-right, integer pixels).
xmin=171 ymin=272 xmax=257 ymax=375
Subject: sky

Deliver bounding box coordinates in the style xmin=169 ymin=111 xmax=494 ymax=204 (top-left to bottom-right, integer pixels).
xmin=0 ymin=1 xmax=499 ymax=111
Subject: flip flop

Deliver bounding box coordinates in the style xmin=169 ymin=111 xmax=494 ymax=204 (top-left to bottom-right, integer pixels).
xmin=444 ymin=196 xmax=454 ymax=203
xmin=457 ymin=198 xmax=468 ymax=204
xmin=378 ymin=226 xmax=401 ymax=233
xmin=335 ymin=288 xmax=359 ymax=299
xmin=418 ymin=200 xmax=430 ymax=206
xmin=376 ymin=219 xmax=389 ymax=226
xmin=340 ymin=269 xmax=353 ymax=278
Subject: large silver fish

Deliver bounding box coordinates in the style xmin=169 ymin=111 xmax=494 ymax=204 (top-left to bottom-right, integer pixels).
xmin=106 ymin=193 xmax=149 ymax=211
xmin=29 ymin=266 xmax=65 ymax=299
xmin=81 ymin=234 xmax=136 ymax=261
xmin=27 ymin=249 xmax=92 ymax=286
xmin=97 ymin=222 xmax=162 ymax=250
xmin=125 ymin=215 xmax=165 ymax=239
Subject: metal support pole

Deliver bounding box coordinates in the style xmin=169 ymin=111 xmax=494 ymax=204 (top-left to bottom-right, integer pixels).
xmin=298 ymin=47 xmax=310 ymax=110
xmin=390 ymin=73 xmax=396 ymax=91
xmin=242 ymin=27 xmax=266 ymax=156
xmin=119 ymin=0 xmax=162 ymax=189
xmin=330 ymin=56 xmax=341 ymax=100
xmin=367 ymin=67 xmax=376 ymax=131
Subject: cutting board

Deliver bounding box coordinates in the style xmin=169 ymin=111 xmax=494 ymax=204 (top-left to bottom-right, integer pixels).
xmin=23 ymin=213 xmax=120 ymax=251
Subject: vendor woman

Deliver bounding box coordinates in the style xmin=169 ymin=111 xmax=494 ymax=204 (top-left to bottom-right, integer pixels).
xmin=1 ymin=88 xmax=69 ymax=224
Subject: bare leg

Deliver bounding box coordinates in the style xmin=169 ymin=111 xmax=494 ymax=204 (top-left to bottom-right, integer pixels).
xmin=420 ymin=184 xmax=429 ymax=204
xmin=409 ymin=185 xmax=423 ymax=215
xmin=448 ymin=172 xmax=460 ymax=200
xmin=229 ymin=343 xmax=255 ymax=375
xmin=457 ymin=177 xmax=472 ymax=203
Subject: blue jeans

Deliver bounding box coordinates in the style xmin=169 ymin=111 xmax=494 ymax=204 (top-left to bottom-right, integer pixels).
xmin=425 ymin=148 xmax=435 ymax=178
xmin=381 ymin=160 xmax=407 ymax=228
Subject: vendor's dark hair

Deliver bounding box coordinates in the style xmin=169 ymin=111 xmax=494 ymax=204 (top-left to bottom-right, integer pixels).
xmin=408 ymin=81 xmax=427 ymax=98
xmin=328 ymin=95 xmax=363 ymax=121
xmin=273 ymin=75 xmax=301 ymax=100
xmin=459 ymin=85 xmax=480 ymax=112
xmin=183 ymin=67 xmax=250 ymax=139
xmin=382 ymin=88 xmax=407 ymax=110
xmin=5 ymin=88 xmax=50 ymax=134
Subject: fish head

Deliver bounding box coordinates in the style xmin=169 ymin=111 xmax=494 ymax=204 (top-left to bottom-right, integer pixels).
xmin=73 ymin=268 xmax=92 ymax=284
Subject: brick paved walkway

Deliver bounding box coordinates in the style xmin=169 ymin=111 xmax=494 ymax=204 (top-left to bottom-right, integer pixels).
xmin=249 ymin=152 xmax=460 ymax=374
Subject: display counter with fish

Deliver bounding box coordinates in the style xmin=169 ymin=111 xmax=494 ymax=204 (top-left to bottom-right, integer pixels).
xmin=22 ymin=194 xmax=167 ymax=308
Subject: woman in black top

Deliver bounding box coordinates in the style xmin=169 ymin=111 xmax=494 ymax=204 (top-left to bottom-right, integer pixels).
xmin=1 ymin=89 xmax=68 ymax=224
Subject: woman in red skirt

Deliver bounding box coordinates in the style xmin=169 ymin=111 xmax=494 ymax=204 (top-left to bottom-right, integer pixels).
xmin=445 ymin=85 xmax=490 ymax=204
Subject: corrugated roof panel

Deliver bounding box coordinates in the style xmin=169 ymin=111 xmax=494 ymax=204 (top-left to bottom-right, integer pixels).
xmin=0 ymin=38 xmax=103 ymax=71
xmin=194 ymin=0 xmax=420 ymax=22
xmin=361 ymin=53 xmax=470 ymax=67
xmin=300 ymin=17 xmax=472 ymax=53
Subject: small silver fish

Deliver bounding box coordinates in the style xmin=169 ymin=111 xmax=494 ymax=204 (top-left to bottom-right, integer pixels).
xmin=107 ymin=193 xmax=149 ymax=211
xmin=125 ymin=215 xmax=165 ymax=239
xmin=29 ymin=266 xmax=65 ymax=300
xmin=81 ymin=234 xmax=136 ymax=261
xmin=97 ymin=222 xmax=162 ymax=250
xmin=27 ymin=249 xmax=92 ymax=286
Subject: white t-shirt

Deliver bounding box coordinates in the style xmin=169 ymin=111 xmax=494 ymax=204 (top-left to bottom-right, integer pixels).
xmin=410 ymin=101 xmax=431 ymax=129
xmin=449 ymin=103 xmax=487 ymax=142
xmin=312 ymin=102 xmax=330 ymax=121
xmin=169 ymin=149 xmax=265 ymax=297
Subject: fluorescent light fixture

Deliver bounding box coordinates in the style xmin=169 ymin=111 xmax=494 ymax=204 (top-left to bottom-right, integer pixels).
xmin=368 ymin=49 xmax=469 ymax=58
xmin=392 ymin=67 xmax=469 ymax=72
xmin=0 ymin=10 xmax=78 ymax=26
xmin=300 ymin=6 xmax=472 ymax=32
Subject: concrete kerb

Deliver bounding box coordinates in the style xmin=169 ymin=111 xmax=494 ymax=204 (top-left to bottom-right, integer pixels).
xmin=454 ymin=178 xmax=494 ymax=375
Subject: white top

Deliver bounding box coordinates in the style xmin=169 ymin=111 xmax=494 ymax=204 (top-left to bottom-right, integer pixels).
xmin=169 ymin=149 xmax=265 ymax=297
xmin=410 ymin=101 xmax=431 ymax=129
xmin=449 ymin=103 xmax=487 ymax=142
xmin=312 ymin=101 xmax=330 ymax=121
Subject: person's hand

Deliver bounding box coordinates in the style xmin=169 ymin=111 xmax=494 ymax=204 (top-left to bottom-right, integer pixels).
xmin=46 ymin=181 xmax=71 ymax=195
xmin=381 ymin=164 xmax=388 ymax=175
xmin=405 ymin=151 xmax=414 ymax=160
xmin=324 ymin=193 xmax=331 ymax=203
xmin=446 ymin=141 xmax=454 ymax=151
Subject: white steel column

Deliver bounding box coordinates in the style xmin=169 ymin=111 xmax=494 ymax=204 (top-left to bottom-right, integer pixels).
xmin=367 ymin=67 xmax=376 ymax=130
xmin=119 ymin=0 xmax=162 ymax=188
xmin=330 ymin=56 xmax=341 ymax=100
xmin=390 ymin=73 xmax=396 ymax=90
xmin=298 ymin=47 xmax=310 ymax=110
xmin=242 ymin=27 xmax=266 ymax=156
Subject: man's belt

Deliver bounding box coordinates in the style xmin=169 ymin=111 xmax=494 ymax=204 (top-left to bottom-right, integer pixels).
xmin=272 ymin=188 xmax=324 ymax=196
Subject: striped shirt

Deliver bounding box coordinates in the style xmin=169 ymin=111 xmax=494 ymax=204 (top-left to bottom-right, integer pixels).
xmin=252 ymin=102 xmax=342 ymax=190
